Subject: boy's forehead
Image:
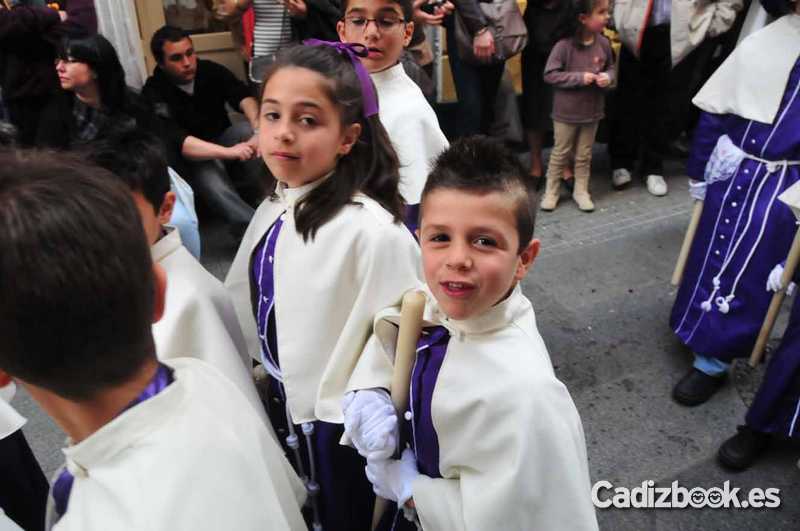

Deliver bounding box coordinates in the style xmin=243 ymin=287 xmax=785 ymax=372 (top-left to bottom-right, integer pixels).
xmin=344 ymin=0 xmax=404 ymax=15
xmin=421 ymin=188 xmax=518 ymax=224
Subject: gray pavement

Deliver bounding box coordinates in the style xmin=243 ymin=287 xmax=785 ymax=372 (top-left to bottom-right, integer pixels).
xmin=12 ymin=148 xmax=800 ymax=530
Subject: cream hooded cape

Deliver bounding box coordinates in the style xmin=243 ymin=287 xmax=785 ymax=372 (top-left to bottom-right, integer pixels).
xmin=693 ymin=14 xmax=800 ymax=125
xmin=47 ymin=358 xmax=306 ymax=531
xmin=151 ymin=228 xmax=271 ymax=429
xmin=349 ymin=286 xmax=599 ymax=531
xmin=225 ymin=182 xmax=421 ymax=423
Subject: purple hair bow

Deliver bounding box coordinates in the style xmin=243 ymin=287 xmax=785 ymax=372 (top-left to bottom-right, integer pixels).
xmin=302 ymin=39 xmax=379 ymax=118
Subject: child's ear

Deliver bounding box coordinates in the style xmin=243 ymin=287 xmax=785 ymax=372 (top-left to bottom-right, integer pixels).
xmin=151 ymin=263 xmax=168 ymax=324
xmin=336 ymin=19 xmax=347 ymax=42
xmin=0 ymin=370 xmax=12 ymax=388
xmin=338 ymin=122 xmax=362 ymax=156
xmin=403 ymin=20 xmax=414 ymax=47
xmin=514 ymin=238 xmax=540 ymax=282
xmin=157 ymin=191 xmax=176 ymax=226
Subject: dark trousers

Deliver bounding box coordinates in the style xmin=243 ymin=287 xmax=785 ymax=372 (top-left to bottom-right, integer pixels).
xmin=608 ymin=25 xmax=672 ymax=175
xmin=266 ymin=378 xmax=375 ymax=531
xmin=444 ymin=16 xmax=506 ymax=137
xmin=0 ymin=430 xmax=49 ymax=531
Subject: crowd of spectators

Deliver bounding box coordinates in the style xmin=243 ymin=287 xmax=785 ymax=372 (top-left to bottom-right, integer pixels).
xmin=0 ymin=0 xmax=756 ymax=242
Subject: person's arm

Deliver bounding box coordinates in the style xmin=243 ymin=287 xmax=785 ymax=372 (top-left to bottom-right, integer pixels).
xmin=239 ymin=97 xmax=260 ymax=131
xmin=449 ymin=0 xmax=487 ymax=35
xmin=595 ymin=38 xmax=615 ymax=89
xmin=706 ymin=0 xmax=745 ymax=38
xmin=0 ymin=5 xmax=60 ymax=41
xmin=543 ymin=41 xmax=594 ymax=88
xmin=181 ymin=135 xmax=255 ymax=162
xmin=685 ymin=111 xmax=730 ymax=181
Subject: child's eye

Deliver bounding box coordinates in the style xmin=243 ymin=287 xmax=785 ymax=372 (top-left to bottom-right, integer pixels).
xmin=263 ymin=111 xmax=279 ymax=122
xmin=474 ymin=236 xmax=497 ymax=247
xmin=429 ymin=233 xmax=449 ymax=243
xmin=347 ymin=17 xmax=368 ymax=27
xmin=299 ymin=116 xmax=317 ymax=126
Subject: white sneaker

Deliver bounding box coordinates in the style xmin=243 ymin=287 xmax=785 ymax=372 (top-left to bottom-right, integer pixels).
xmin=646 ymin=174 xmax=668 ymax=196
xmin=612 ymin=168 xmax=632 ymax=189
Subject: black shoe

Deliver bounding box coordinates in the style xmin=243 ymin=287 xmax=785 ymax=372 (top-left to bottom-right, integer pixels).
xmin=672 ymin=368 xmax=727 ymax=406
xmin=718 ymin=426 xmax=770 ymax=471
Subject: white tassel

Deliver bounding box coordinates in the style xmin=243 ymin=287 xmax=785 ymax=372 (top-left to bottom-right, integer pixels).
xmin=701 ymin=300 xmax=713 ymax=312
xmin=716 ymin=296 xmax=731 ymax=314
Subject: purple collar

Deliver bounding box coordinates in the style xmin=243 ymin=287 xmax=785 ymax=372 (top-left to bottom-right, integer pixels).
xmin=52 ymin=363 xmax=174 ymax=518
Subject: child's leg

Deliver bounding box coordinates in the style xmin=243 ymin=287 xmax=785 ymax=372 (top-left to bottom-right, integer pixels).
xmin=542 ymin=121 xmax=578 ymax=211
xmin=572 ymin=122 xmax=600 ymax=212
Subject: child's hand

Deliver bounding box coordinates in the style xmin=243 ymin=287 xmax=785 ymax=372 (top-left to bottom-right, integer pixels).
xmin=583 ymin=72 xmax=597 ymax=85
xmin=342 ymin=389 xmax=399 ymax=460
xmin=595 ymin=73 xmax=611 ymax=87
xmin=473 ymin=30 xmax=495 ymax=63
xmin=365 ymin=448 xmax=419 ymax=506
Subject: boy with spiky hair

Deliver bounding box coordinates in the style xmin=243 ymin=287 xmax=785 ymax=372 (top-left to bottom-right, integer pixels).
xmin=344 ymin=136 xmax=598 ymax=530
xmin=0 ymin=151 xmax=305 ymax=530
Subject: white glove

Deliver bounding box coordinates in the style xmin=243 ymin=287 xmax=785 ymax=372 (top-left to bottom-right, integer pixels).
xmin=689 ymin=179 xmax=706 ymax=201
xmin=365 ymin=448 xmax=419 ymax=506
xmin=766 ymin=263 xmax=797 ymax=295
xmin=342 ymin=389 xmax=398 ymax=460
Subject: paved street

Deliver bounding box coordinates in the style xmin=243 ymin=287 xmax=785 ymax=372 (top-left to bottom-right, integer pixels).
xmin=12 ymin=148 xmax=800 ymax=530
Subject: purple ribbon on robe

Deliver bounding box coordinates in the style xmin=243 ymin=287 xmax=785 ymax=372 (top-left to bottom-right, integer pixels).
xmin=408 ymin=326 xmax=450 ymax=478
xmin=52 ymin=363 xmax=175 ymax=518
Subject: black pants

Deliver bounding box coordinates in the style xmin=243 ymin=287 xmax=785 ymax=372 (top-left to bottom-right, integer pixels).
xmin=608 ymin=25 xmax=672 ymax=175
xmin=0 ymin=430 xmax=49 ymax=531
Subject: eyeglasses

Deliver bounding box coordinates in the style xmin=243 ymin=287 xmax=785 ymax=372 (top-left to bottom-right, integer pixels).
xmin=344 ymin=15 xmax=406 ymax=32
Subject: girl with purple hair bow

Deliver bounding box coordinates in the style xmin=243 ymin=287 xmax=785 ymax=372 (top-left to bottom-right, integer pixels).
xmin=225 ymin=41 xmax=422 ymax=530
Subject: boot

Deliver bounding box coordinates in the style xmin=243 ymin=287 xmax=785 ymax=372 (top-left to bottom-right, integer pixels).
xmin=540 ymin=176 xmax=561 ymax=211
xmin=572 ymin=173 xmax=595 ymax=212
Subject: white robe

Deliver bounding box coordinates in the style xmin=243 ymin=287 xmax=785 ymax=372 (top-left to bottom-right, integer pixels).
xmin=225 ymin=181 xmax=422 ymax=423
xmin=372 ymin=64 xmax=449 ymax=205
xmin=152 ymin=228 xmax=270 ymax=428
xmin=351 ymin=286 xmax=599 ymax=531
xmin=48 ymin=358 xmax=306 ymax=531
xmin=0 ymin=382 xmax=25 ymax=441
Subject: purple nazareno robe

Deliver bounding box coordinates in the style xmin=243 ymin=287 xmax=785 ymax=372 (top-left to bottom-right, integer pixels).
xmin=670 ymin=58 xmax=800 ymax=363
xmin=746 ymin=292 xmax=800 ymax=436
xmin=250 ymin=215 xmax=375 ymax=531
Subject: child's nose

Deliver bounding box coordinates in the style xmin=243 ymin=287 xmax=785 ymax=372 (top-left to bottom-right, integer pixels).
xmin=445 ymin=244 xmax=473 ymax=270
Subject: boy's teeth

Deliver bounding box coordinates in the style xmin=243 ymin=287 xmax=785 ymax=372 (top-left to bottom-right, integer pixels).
xmin=448 ymin=282 xmax=464 ymax=289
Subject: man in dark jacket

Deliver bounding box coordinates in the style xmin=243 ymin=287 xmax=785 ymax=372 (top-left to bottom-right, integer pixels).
xmin=142 ymin=25 xmax=264 ymax=236
xmin=0 ymin=0 xmax=96 ymax=145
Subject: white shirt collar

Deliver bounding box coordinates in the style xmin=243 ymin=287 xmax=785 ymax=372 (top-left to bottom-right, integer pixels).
xmin=423 ymin=284 xmax=530 ymax=337
xmin=273 ymin=172 xmax=333 ymax=209
xmin=150 ymin=225 xmax=181 ymax=263
xmin=369 ymin=62 xmax=405 ymax=87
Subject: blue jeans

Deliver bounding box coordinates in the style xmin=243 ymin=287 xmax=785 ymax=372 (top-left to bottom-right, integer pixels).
xmin=693 ymin=354 xmax=730 ymax=377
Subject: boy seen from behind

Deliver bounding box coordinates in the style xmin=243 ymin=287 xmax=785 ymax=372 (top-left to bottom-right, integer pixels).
xmin=0 ymin=151 xmax=305 ymax=530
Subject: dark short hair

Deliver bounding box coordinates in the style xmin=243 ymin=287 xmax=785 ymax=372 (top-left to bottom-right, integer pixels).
xmin=421 ymin=136 xmax=537 ymax=253
xmin=340 ymin=0 xmax=413 ymax=24
xmin=59 ymin=34 xmax=127 ymax=112
xmin=84 ymin=126 xmax=171 ymax=212
xmin=0 ymin=151 xmax=156 ymax=401
xmin=150 ymin=25 xmax=192 ymax=64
